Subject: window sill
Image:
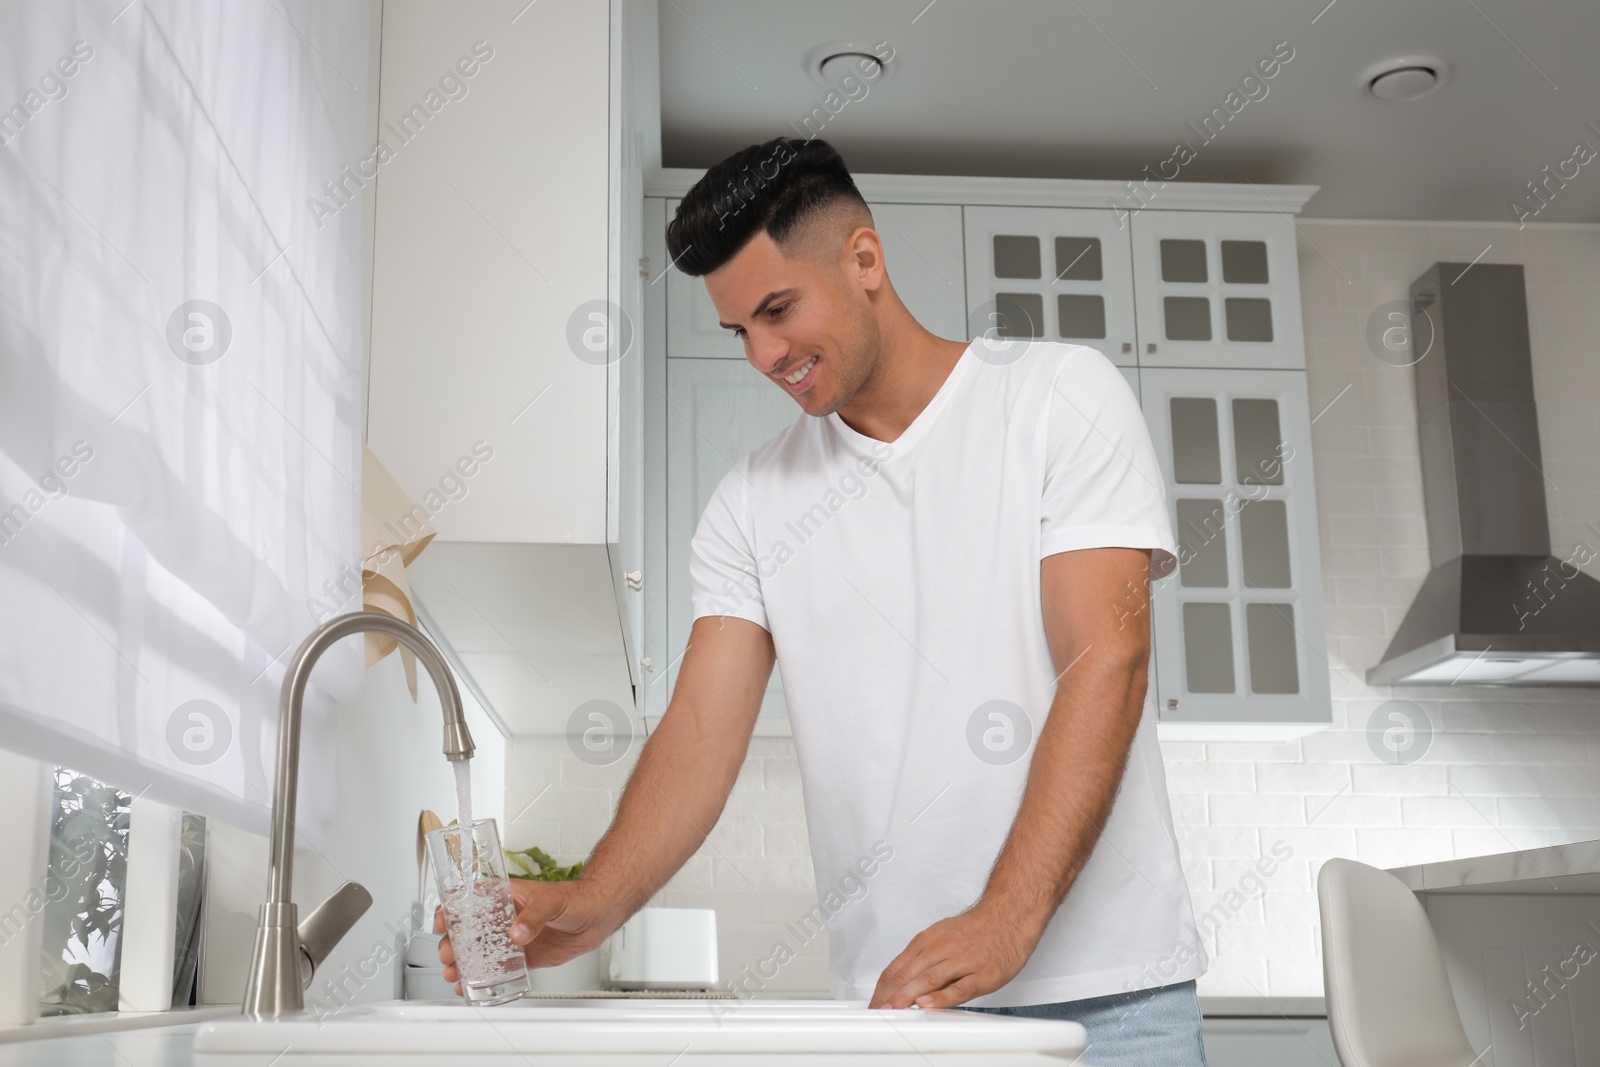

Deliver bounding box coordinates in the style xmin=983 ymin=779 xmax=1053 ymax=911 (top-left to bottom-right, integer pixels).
xmin=0 ymin=1005 xmax=235 ymax=1044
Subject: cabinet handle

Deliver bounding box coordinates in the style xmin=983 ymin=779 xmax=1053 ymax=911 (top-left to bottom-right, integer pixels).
xmin=1167 ymin=698 xmax=1179 ymax=710
xmin=626 ymin=570 xmax=643 ymax=591
xmin=640 ymin=657 xmax=655 ymax=673
xmin=1121 ymin=342 xmax=1132 ymax=353
xmin=1147 ymin=343 xmax=1158 ymax=354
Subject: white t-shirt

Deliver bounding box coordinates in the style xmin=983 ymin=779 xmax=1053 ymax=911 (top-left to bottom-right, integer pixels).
xmin=687 ymin=338 xmax=1205 ymax=1007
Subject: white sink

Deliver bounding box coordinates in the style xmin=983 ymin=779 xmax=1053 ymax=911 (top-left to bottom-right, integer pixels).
xmin=192 ymin=997 xmax=1088 ymax=1064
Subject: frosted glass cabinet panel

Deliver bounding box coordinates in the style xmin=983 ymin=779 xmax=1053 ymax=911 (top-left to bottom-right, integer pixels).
xmin=1140 ymin=368 xmax=1330 ymax=733
xmin=964 ymin=206 xmax=1138 ymax=367
xmin=1131 ymin=212 xmax=1305 ymax=370
xmin=667 ymin=201 xmax=967 ymax=359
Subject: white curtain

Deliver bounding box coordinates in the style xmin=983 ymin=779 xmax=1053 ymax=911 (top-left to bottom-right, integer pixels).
xmin=0 ymin=0 xmax=372 ymax=835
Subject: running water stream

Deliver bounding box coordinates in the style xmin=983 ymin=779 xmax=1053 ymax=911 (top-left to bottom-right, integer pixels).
xmin=453 ymin=757 xmax=474 ymax=845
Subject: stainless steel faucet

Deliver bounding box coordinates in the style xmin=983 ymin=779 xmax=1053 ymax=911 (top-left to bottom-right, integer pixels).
xmin=241 ymin=610 xmax=475 ymax=1019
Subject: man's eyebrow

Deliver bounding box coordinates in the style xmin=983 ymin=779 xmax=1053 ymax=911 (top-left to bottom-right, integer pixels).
xmin=719 ymin=289 xmax=795 ymax=331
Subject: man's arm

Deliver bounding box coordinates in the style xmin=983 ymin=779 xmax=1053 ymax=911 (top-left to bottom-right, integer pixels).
xmin=437 ymin=614 xmax=774 ymax=980
xmin=580 ymin=614 xmax=775 ymax=919
xmin=869 ymin=546 xmax=1153 ymax=1009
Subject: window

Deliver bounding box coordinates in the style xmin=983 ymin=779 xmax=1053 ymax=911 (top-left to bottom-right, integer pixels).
xmin=38 ymin=769 xmax=130 ymax=1016
xmin=35 ymin=768 xmax=207 ymax=1016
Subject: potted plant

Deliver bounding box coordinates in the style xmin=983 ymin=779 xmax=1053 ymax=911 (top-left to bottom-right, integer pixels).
xmin=505 ymin=845 xmax=602 ymax=993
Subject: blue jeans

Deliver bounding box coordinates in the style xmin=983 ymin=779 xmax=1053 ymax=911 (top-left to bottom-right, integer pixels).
xmin=960 ymin=979 xmax=1207 ymax=1067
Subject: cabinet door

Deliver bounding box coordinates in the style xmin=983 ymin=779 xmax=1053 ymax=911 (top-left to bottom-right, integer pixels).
xmin=666 ymin=200 xmax=966 ymax=358
xmin=1131 ymin=211 xmax=1304 ymax=370
xmin=963 ymin=206 xmax=1137 ymax=366
xmin=1140 ymin=368 xmax=1330 ymax=733
xmin=664 ymin=357 xmax=800 ymax=724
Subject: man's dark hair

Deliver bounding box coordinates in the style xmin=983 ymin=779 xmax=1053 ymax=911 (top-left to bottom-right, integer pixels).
xmin=665 ymin=136 xmax=872 ymax=278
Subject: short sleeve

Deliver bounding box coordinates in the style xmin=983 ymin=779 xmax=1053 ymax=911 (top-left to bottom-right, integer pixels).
xmin=1039 ymin=348 xmax=1179 ymax=580
xmin=688 ymin=461 xmax=771 ymax=631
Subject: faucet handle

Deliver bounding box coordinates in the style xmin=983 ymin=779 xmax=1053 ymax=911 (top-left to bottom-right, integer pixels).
xmin=296 ymin=881 xmax=373 ymax=989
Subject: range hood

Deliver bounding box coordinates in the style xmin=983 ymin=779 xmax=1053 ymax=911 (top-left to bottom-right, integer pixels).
xmin=1367 ymin=262 xmax=1600 ymax=686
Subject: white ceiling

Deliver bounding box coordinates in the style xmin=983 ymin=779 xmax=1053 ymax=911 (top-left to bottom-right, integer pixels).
xmin=657 ymin=0 xmax=1600 ymax=222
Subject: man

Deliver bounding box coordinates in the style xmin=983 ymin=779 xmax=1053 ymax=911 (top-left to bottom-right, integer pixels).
xmin=438 ymin=136 xmax=1208 ymax=1064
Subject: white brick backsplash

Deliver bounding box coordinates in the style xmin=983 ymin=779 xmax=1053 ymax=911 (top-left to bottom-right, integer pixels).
xmin=1212 ymin=858 xmax=1298 ymax=896
xmin=1400 ymin=796 xmax=1498 ymax=828
xmin=1448 ymin=765 xmax=1597 ymax=796
xmin=1300 ymin=728 xmax=1378 ymax=763
xmin=1305 ymin=794 xmax=1401 ymax=827
xmin=1450 ymin=828 xmax=1551 ymax=855
xmin=1257 ymin=763 xmax=1351 ymax=794
xmin=658 ymin=854 xmax=714 ymax=893
xmin=1196 ymin=958 xmax=1268 ymax=998
xmin=494 ymin=221 xmax=1600 ymax=1004
xmin=1354 ymin=828 xmax=1453 ymax=868
xmin=1183 ymin=827 xmax=1261 ymax=858
xmin=1352 ymin=763 xmax=1447 ymax=795
xmin=1209 ymin=794 xmax=1306 ymax=828
xmin=560 ymin=751 xmax=638 ymax=787
xmin=1159 ymin=741 xmax=1208 ymax=762
xmin=1493 ymin=734 xmax=1594 ymax=765
xmin=713 ymin=856 xmax=815 ymax=891
xmin=1190 ymin=890 xmax=1264 ymax=926
xmin=761 ymin=757 xmax=805 ymax=789
xmin=762 ymin=823 xmax=812 ymax=856
xmin=1319 ymin=545 xmax=1382 ymax=576
xmin=558 ymin=820 xmax=611 ymax=857
xmin=552 ymin=787 xmax=616 ymax=820
xmin=1205 ymin=741 xmax=1303 ymax=763
xmin=1270 ymin=827 xmax=1357 ymax=858
xmin=1266 ymin=958 xmax=1326 ymax=997
xmin=1263 ymin=892 xmax=1322 ymax=927
xmin=1167 ymin=793 xmax=1208 ymax=826
xmin=704 ymin=819 xmax=764 ymax=856
xmin=720 ymin=789 xmax=808 ymax=824
xmin=1419 ymin=732 xmax=1500 ymax=764
xmin=1163 ymin=760 xmax=1254 ymax=793
xmin=1496 ymin=796 xmax=1598 ymax=829
xmin=1181 ymin=857 xmax=1212 ymax=892
xmin=1218 ymin=923 xmax=1317 ymax=960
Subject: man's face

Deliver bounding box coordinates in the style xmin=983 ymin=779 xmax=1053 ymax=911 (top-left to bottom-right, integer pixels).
xmin=705 ymin=229 xmax=879 ymax=418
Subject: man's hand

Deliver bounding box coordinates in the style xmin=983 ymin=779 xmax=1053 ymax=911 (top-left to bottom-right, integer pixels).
xmin=867 ymin=900 xmax=1046 ymax=1009
xmin=435 ymin=878 xmax=617 ymax=994
xmin=870 ymin=546 xmax=1155 ymax=1011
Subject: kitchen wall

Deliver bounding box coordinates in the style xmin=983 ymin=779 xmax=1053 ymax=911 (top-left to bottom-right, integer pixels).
xmin=505 ymin=218 xmax=1600 ymax=999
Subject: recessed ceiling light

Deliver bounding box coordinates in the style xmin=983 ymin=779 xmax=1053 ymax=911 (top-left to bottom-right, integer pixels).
xmin=1360 ymin=55 xmax=1450 ymax=101
xmin=801 ymin=39 xmax=896 ymax=88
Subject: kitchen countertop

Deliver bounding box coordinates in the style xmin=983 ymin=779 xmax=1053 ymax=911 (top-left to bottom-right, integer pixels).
xmin=0 ymin=992 xmax=1323 ymax=1063
xmin=1387 ymin=837 xmax=1600 ymax=893
xmin=0 ymin=1021 xmax=207 ymax=1066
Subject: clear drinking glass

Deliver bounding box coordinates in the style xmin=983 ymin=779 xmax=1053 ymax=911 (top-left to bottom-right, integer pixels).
xmin=424 ymin=818 xmax=530 ymax=1005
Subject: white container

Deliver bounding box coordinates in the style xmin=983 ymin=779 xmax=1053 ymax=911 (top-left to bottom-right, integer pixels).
xmin=530 ymin=947 xmax=604 ymax=992
xmin=402 ymin=966 xmax=456 ymax=1001
xmin=607 ymin=907 xmax=718 ymax=990
xmin=408 ymin=931 xmax=604 ymax=995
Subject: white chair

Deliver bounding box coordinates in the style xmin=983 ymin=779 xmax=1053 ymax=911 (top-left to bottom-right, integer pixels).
xmin=1317 ymin=857 xmax=1481 ymax=1067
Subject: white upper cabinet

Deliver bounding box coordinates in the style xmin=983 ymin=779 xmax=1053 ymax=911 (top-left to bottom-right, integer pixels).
xmin=368 ymin=2 xmax=612 ymax=544
xmin=1130 ymin=210 xmax=1305 ymax=370
xmin=667 ymin=201 xmax=967 ymax=359
xmin=661 ymin=357 xmax=799 ymax=725
xmin=963 ymin=206 xmax=1138 ymax=366
xmin=871 ymin=203 xmax=968 ymax=342
xmin=1139 ymin=368 xmax=1330 ymax=737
